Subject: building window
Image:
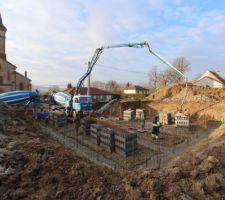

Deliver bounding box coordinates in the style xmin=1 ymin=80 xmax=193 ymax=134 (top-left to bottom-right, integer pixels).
xmin=19 ymin=83 xmax=24 ymax=90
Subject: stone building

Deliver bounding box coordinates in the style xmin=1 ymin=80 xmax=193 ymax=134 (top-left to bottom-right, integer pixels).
xmin=0 ymin=13 xmax=31 ymax=93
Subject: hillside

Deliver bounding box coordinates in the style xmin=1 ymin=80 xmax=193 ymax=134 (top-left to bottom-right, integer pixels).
xmin=146 ymin=84 xmax=225 ymax=102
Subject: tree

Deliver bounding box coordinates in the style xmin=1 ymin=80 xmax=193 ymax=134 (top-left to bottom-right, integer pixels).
xmin=126 ymin=82 xmax=130 ymax=88
xmin=148 ymin=66 xmax=159 ymax=90
xmin=67 ymin=82 xmax=73 ymax=89
xmin=91 ymin=80 xmax=106 ymax=89
xmin=166 ymin=57 xmax=190 ymax=83
xmin=105 ymin=80 xmax=122 ymax=94
xmin=158 ymin=70 xmax=170 ymax=87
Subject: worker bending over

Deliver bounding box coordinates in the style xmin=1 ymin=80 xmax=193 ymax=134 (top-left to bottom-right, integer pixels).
xmin=152 ymin=116 xmax=161 ymax=140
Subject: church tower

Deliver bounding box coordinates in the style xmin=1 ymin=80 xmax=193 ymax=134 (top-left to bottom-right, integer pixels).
xmin=0 ymin=13 xmax=7 ymax=60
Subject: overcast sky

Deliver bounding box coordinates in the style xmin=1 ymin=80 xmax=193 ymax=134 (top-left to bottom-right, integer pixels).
xmin=0 ymin=0 xmax=225 ymax=87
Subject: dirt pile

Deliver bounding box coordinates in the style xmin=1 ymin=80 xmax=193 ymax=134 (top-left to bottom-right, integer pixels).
xmin=125 ymin=127 xmax=225 ymax=199
xmin=0 ymin=103 xmax=225 ymax=199
xmin=0 ymin=104 xmax=125 ymax=200
xmin=146 ymin=84 xmax=225 ymax=102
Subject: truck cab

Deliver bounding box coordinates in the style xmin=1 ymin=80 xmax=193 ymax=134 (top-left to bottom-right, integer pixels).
xmin=72 ymin=95 xmax=93 ymax=116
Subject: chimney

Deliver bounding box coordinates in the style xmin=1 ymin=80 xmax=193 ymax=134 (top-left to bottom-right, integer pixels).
xmin=25 ymin=71 xmax=27 ymax=78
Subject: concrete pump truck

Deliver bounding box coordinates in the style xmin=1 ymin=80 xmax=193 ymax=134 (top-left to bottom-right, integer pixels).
xmin=52 ymin=41 xmax=187 ymax=120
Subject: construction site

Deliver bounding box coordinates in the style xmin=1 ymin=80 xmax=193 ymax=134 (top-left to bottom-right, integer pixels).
xmin=0 ymin=83 xmax=225 ymax=199
xmin=0 ymin=5 xmax=225 ymax=198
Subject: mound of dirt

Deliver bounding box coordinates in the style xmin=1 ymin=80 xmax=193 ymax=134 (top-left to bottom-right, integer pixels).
xmin=147 ymin=83 xmax=225 ymax=102
xmin=125 ymin=126 xmax=225 ymax=200
xmin=0 ymin=102 xmax=224 ymax=199
xmin=0 ymin=104 xmax=125 ymax=200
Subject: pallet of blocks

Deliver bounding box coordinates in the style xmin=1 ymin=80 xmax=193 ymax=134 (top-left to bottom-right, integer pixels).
xmin=159 ymin=112 xmax=172 ymax=125
xmin=90 ymin=124 xmax=104 ymax=145
xmin=175 ymin=113 xmax=189 ymax=127
xmin=114 ymin=131 xmax=137 ymax=157
xmin=123 ymin=109 xmax=135 ymax=121
xmin=136 ymin=109 xmax=148 ymax=120
xmin=99 ymin=127 xmax=115 ymax=153
xmin=49 ymin=111 xmax=67 ymax=128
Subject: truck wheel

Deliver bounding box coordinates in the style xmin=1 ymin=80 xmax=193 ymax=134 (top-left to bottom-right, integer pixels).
xmin=78 ymin=111 xmax=83 ymax=119
xmin=73 ymin=110 xmax=77 ymax=118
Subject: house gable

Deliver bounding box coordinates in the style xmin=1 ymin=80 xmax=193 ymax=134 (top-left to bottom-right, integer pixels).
xmin=194 ymin=70 xmax=225 ymax=88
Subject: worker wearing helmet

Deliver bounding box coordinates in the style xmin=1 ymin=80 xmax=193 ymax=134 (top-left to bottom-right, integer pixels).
xmin=152 ymin=116 xmax=161 ymax=140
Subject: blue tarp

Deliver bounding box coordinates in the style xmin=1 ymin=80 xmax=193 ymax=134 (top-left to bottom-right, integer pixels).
xmin=36 ymin=112 xmax=48 ymax=120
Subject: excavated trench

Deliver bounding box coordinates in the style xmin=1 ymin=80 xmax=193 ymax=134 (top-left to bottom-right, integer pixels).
xmin=35 ymin=117 xmax=220 ymax=171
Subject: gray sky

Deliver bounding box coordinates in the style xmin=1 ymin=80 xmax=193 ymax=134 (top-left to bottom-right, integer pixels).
xmin=1 ymin=0 xmax=225 ymax=87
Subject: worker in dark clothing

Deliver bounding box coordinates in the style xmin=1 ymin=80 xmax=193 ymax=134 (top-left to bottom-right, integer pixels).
xmin=152 ymin=116 xmax=161 ymax=140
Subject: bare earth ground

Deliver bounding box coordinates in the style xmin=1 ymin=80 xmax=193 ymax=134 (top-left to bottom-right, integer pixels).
xmin=0 ymin=86 xmax=225 ymax=200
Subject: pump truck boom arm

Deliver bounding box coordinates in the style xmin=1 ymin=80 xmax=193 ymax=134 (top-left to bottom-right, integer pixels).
xmin=75 ymin=41 xmax=186 ymax=95
xmin=75 ymin=42 xmax=147 ymax=95
xmin=143 ymin=42 xmax=186 ymax=79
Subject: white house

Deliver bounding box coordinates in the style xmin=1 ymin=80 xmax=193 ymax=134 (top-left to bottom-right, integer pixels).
xmin=124 ymin=85 xmax=149 ymax=95
xmin=193 ymin=71 xmax=225 ymax=88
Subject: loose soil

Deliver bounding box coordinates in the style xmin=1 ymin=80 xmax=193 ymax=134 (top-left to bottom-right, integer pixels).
xmin=0 ymin=91 xmax=225 ymax=200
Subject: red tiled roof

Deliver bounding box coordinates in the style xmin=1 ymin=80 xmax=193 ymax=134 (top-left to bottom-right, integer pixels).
xmin=64 ymin=87 xmax=112 ymax=95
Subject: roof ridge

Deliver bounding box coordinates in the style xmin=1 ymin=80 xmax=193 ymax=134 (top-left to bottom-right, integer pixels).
xmin=195 ymin=70 xmax=225 ymax=85
xmin=208 ymin=70 xmax=225 ymax=85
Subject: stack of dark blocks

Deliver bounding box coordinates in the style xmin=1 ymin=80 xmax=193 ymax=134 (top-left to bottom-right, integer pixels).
xmin=90 ymin=124 xmax=104 ymax=145
xmin=49 ymin=111 xmax=67 ymax=128
xmin=114 ymin=131 xmax=137 ymax=157
xmin=90 ymin=124 xmax=137 ymax=157
xmin=99 ymin=127 xmax=115 ymax=153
